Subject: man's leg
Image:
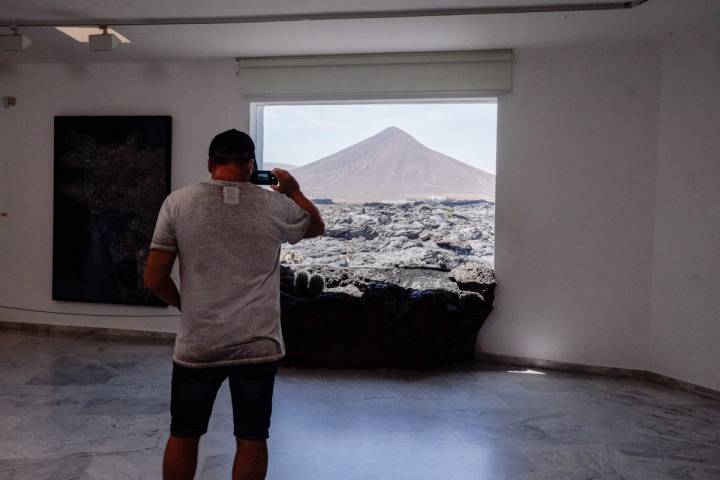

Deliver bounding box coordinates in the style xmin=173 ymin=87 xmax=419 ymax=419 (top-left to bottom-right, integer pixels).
xmin=163 ymin=435 xmax=200 ymax=480
xmin=228 ymin=361 xmax=279 ymax=480
xmin=166 ymin=363 xmax=225 ymax=480
xmin=232 ymin=439 xmax=268 ymax=480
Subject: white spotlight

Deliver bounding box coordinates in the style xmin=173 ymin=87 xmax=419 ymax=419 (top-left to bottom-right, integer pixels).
xmin=0 ymin=28 xmax=31 ymax=52
xmin=89 ymin=26 xmax=120 ymax=52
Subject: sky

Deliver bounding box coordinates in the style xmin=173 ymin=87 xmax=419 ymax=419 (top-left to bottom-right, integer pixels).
xmin=261 ymin=102 xmax=497 ymax=174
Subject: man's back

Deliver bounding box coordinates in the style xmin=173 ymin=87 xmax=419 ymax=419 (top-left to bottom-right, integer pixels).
xmin=145 ymin=129 xmax=324 ymax=480
xmin=151 ymin=179 xmax=310 ymax=367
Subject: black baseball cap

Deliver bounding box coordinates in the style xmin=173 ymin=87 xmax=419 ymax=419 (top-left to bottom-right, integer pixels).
xmin=208 ymin=129 xmax=255 ymax=161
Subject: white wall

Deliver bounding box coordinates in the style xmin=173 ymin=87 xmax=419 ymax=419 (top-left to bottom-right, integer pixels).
xmin=0 ymin=61 xmax=240 ymax=332
xmin=477 ymin=32 xmax=720 ymax=391
xmin=1 ymin=39 xmax=719 ymax=390
xmin=650 ymin=28 xmax=720 ymax=391
xmin=477 ymin=45 xmax=662 ymax=371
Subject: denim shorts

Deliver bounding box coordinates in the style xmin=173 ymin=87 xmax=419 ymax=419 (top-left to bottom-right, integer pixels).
xmin=170 ymin=360 xmax=279 ymax=440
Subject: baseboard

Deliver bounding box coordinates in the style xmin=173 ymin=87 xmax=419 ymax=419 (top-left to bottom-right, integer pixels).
xmin=477 ymin=352 xmax=720 ymax=401
xmin=0 ymin=320 xmax=175 ymax=344
xmin=2 ymin=320 xmax=718 ymax=399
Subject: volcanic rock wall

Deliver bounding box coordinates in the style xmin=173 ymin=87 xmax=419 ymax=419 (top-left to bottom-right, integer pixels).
xmin=279 ymin=264 xmax=495 ymax=369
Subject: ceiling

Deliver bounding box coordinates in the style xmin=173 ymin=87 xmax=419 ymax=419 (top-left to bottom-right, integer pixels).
xmin=1 ymin=0 xmax=719 ymax=63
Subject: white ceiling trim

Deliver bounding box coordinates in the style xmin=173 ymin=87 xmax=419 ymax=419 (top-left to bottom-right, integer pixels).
xmin=0 ymin=1 xmax=649 ymax=27
xmin=237 ymin=50 xmax=513 ymax=68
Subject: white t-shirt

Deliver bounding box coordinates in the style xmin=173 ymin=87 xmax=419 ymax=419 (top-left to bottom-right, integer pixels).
xmin=150 ymin=179 xmax=310 ymax=367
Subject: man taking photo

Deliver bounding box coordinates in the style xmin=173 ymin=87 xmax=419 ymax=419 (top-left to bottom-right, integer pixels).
xmin=144 ymin=128 xmax=324 ymax=480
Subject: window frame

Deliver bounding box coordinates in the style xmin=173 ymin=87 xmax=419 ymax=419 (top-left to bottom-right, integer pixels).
xmin=249 ymin=97 xmax=497 ymax=169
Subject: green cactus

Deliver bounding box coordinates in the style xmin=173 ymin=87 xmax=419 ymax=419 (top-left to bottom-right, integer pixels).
xmin=293 ymin=270 xmax=309 ymax=295
xmin=308 ymin=274 xmax=325 ymax=296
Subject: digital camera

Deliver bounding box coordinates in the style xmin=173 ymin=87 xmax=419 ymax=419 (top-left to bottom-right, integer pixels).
xmin=250 ymin=170 xmax=278 ymax=186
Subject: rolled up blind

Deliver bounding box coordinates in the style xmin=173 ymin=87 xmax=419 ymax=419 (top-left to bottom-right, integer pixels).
xmin=237 ymin=50 xmax=513 ymax=100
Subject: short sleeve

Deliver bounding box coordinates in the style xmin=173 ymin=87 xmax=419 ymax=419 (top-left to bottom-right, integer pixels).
xmin=276 ymin=194 xmax=311 ymax=245
xmin=150 ymin=196 xmax=178 ymax=252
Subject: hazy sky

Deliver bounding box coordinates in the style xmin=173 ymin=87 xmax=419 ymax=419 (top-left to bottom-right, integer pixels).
xmin=261 ymin=102 xmax=497 ymax=174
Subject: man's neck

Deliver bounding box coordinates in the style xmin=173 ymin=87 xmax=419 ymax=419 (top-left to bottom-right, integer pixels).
xmin=211 ymin=166 xmax=251 ymax=183
xmin=211 ymin=173 xmax=249 ymax=183
xmin=210 ymin=160 xmax=253 ymax=182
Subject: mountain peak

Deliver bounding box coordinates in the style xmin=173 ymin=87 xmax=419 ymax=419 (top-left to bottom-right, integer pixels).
xmin=292 ymin=126 xmax=495 ymax=202
xmin=376 ymin=126 xmax=414 ymax=139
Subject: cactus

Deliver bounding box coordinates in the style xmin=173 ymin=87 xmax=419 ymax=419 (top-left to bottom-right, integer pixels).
xmin=308 ymin=274 xmax=325 ymax=296
xmin=293 ymin=270 xmax=309 ymax=295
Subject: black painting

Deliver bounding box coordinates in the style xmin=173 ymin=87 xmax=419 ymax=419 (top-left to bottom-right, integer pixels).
xmin=53 ymin=116 xmax=172 ymax=306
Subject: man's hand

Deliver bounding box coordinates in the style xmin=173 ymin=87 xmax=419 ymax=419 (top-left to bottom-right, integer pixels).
xmin=271 ymin=168 xmax=325 ymax=239
xmin=271 ymin=168 xmax=300 ymax=196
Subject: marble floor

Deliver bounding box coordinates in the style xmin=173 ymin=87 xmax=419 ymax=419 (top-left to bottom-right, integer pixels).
xmin=0 ymin=330 xmax=719 ymax=480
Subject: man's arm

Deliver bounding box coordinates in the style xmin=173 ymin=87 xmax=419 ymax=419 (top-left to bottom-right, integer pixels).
xmin=287 ymin=190 xmax=325 ymax=238
xmin=144 ymin=249 xmax=181 ymax=310
xmin=272 ymin=168 xmax=325 ymax=238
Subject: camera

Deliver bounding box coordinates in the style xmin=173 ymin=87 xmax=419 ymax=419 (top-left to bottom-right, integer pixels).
xmin=250 ymin=170 xmax=278 ymax=186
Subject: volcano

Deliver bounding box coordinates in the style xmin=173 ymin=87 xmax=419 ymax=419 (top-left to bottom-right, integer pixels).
xmin=290 ymin=127 xmax=495 ymax=202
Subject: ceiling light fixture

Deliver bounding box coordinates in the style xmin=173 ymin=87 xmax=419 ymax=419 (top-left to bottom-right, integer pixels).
xmin=88 ymin=25 xmax=122 ymax=52
xmin=0 ymin=27 xmax=31 ymax=52
xmin=55 ymin=26 xmax=130 ymax=44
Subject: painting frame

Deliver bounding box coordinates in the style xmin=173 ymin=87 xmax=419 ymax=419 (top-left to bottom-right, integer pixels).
xmin=52 ymin=115 xmax=172 ymax=307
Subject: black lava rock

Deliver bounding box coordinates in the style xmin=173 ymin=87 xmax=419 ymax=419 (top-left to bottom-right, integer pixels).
xmin=279 ymin=265 xmax=495 ymax=370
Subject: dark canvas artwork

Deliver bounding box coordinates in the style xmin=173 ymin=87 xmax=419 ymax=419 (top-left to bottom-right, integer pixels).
xmin=53 ymin=116 xmax=172 ymax=306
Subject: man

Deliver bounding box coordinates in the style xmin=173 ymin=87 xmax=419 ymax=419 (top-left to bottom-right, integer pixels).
xmin=144 ymin=129 xmax=324 ymax=480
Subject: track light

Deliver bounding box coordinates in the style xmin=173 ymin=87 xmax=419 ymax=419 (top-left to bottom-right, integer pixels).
xmin=89 ymin=25 xmax=120 ymax=52
xmin=0 ymin=27 xmax=31 ymax=52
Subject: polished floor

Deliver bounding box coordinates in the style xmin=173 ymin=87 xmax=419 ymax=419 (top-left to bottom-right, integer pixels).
xmin=0 ymin=330 xmax=719 ymax=480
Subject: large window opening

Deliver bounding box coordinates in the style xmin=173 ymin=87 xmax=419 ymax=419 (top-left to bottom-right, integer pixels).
xmin=254 ymin=101 xmax=497 ymax=271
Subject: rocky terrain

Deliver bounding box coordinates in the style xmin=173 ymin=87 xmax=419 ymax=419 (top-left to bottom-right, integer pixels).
xmin=277 ymin=198 xmax=496 ymax=369
xmin=280 ymin=198 xmax=495 ymax=271
xmin=268 ymin=127 xmax=497 ymax=368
